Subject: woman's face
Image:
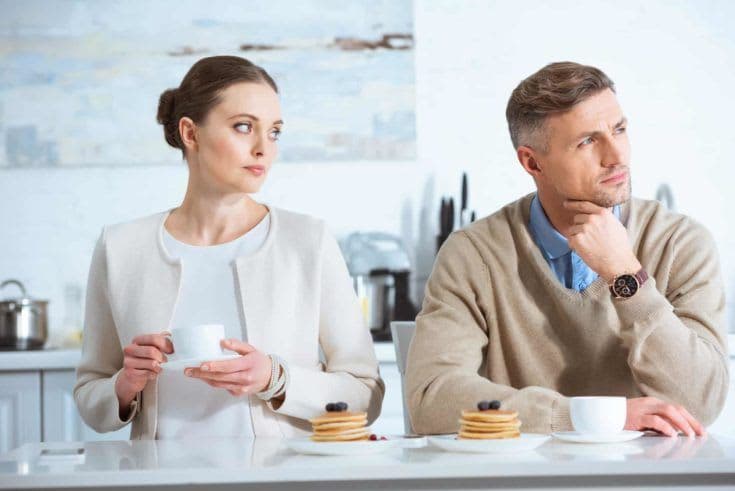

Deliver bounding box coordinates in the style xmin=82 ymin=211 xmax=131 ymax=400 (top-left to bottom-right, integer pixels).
xmin=189 ymin=82 xmax=282 ymax=195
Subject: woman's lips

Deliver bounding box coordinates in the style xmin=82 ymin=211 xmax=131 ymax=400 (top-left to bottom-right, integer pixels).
xmin=243 ymin=165 xmax=266 ymax=177
xmin=601 ymin=171 xmax=627 ymax=185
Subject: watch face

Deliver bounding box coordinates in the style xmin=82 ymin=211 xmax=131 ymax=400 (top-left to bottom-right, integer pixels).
xmin=613 ymin=274 xmax=639 ymax=298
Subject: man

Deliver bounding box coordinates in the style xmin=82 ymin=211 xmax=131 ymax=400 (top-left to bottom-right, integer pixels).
xmin=406 ymin=62 xmax=728 ymax=436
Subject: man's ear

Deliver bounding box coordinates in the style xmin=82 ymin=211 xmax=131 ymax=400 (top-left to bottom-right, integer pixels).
xmin=179 ymin=117 xmax=198 ymax=153
xmin=517 ymin=145 xmax=543 ymax=179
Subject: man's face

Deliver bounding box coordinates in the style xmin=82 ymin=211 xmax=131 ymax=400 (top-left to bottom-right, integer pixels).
xmin=533 ymin=89 xmax=631 ymax=207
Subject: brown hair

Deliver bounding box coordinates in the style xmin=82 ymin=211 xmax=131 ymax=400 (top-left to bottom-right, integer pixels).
xmin=505 ymin=61 xmax=615 ymax=150
xmin=156 ymin=55 xmax=278 ymax=155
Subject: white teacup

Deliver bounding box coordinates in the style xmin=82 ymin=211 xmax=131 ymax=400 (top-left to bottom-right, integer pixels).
xmin=570 ymin=396 xmax=627 ymax=435
xmin=170 ymin=324 xmax=226 ymax=360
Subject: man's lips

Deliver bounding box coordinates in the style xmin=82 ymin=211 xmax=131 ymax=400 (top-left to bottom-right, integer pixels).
xmin=600 ymin=170 xmax=628 ymax=184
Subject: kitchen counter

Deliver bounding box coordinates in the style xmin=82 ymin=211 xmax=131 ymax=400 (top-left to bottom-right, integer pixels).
xmin=1 ymin=434 xmax=734 ymax=490
xmin=0 ymin=342 xmax=398 ymax=371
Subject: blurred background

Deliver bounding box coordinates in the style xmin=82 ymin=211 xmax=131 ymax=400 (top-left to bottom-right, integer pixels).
xmin=1 ymin=0 xmax=734 ymax=347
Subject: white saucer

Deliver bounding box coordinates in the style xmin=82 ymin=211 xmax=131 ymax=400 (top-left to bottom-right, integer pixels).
xmin=551 ymin=430 xmax=644 ymax=443
xmin=428 ymin=433 xmax=550 ymax=454
xmin=284 ymin=437 xmax=400 ymax=456
xmin=161 ymin=353 xmax=240 ymax=371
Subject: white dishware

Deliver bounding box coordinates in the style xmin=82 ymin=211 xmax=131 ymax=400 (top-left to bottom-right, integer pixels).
xmin=162 ymin=324 xmax=237 ymax=370
xmin=551 ymin=430 xmax=644 ymax=444
xmin=284 ymin=437 xmax=399 ymax=456
xmin=570 ymin=396 xmax=626 ymax=435
xmin=428 ymin=434 xmax=550 ymax=454
xmin=161 ymin=353 xmax=240 ymax=371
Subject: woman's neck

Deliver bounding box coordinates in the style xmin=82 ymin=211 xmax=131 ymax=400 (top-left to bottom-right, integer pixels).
xmin=165 ymin=181 xmax=268 ymax=246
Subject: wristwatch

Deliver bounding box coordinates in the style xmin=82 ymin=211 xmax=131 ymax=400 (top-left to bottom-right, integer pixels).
xmin=609 ymin=268 xmax=649 ymax=299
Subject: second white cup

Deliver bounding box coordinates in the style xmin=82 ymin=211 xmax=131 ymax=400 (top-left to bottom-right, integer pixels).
xmin=570 ymin=396 xmax=626 ymax=435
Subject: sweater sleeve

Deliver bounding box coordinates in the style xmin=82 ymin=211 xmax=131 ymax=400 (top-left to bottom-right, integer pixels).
xmin=406 ymin=231 xmax=572 ymax=435
xmin=74 ymin=230 xmax=139 ymax=433
xmin=614 ymin=219 xmax=729 ymax=425
xmin=268 ymin=225 xmax=385 ymax=423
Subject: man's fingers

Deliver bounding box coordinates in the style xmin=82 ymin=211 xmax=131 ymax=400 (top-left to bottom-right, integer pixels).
xmin=640 ymin=415 xmax=677 ymax=437
xmin=563 ymin=200 xmax=605 ymax=214
xmin=657 ymin=405 xmax=695 ymax=437
xmin=678 ymin=406 xmax=706 ymax=436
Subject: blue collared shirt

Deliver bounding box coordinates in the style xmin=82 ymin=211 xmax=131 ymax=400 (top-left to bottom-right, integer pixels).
xmin=528 ymin=195 xmax=621 ymax=292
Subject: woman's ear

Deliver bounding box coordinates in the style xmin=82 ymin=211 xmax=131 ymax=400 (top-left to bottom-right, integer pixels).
xmin=179 ymin=117 xmax=198 ymax=154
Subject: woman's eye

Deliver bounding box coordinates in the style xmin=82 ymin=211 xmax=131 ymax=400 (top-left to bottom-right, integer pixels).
xmin=269 ymin=129 xmax=281 ymax=141
xmin=615 ymin=126 xmax=627 ymax=134
xmin=234 ymin=122 xmax=252 ymax=134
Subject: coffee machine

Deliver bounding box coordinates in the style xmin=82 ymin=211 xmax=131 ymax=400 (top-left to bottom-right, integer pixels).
xmin=341 ymin=233 xmax=418 ymax=341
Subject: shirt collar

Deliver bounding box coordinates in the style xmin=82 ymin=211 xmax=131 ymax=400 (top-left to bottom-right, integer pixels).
xmin=529 ymin=194 xmax=621 ymax=260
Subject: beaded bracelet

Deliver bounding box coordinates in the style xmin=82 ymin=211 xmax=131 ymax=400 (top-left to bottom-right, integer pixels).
xmin=256 ymin=354 xmax=289 ymax=401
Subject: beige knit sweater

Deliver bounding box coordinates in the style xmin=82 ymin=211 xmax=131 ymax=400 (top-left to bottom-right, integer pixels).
xmin=406 ymin=194 xmax=729 ymax=435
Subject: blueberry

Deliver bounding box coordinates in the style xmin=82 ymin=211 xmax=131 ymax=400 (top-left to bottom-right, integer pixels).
xmin=477 ymin=400 xmax=491 ymax=411
xmin=336 ymin=402 xmax=349 ymax=411
xmin=489 ymin=400 xmax=501 ymax=410
xmin=325 ymin=403 xmax=336 ymax=412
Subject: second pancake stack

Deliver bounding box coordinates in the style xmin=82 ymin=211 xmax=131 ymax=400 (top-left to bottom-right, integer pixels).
xmin=459 ymin=400 xmax=521 ymax=440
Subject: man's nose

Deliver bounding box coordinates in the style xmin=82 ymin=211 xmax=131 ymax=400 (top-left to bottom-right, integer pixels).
xmin=601 ymin=136 xmax=627 ymax=168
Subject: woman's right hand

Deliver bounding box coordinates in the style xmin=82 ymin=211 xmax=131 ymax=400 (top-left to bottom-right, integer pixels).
xmin=115 ymin=332 xmax=174 ymax=419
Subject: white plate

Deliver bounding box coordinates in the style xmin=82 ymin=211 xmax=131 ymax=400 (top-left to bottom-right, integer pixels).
xmin=284 ymin=437 xmax=400 ymax=456
xmin=161 ymin=353 xmax=240 ymax=371
xmin=428 ymin=433 xmax=550 ymax=454
xmin=552 ymin=430 xmax=644 ymax=443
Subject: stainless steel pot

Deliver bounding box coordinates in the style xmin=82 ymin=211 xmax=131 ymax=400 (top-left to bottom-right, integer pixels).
xmin=0 ymin=279 xmax=48 ymax=350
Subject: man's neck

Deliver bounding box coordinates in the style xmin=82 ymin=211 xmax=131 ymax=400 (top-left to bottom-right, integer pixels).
xmin=535 ymin=190 xmax=578 ymax=239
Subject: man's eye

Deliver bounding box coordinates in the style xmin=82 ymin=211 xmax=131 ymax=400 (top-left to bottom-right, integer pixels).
xmin=615 ymin=126 xmax=627 ymax=134
xmin=579 ymin=137 xmax=593 ymax=146
xmin=234 ymin=122 xmax=252 ymax=133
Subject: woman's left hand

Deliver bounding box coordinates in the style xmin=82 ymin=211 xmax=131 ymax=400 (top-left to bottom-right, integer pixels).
xmin=185 ymin=339 xmax=272 ymax=396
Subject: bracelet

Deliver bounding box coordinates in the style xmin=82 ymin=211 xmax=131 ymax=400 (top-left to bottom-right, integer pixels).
xmin=256 ymin=354 xmax=289 ymax=401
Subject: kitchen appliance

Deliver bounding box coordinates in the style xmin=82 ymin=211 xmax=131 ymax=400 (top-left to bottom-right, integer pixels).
xmin=342 ymin=233 xmax=417 ymax=341
xmin=0 ymin=279 xmax=48 ymax=350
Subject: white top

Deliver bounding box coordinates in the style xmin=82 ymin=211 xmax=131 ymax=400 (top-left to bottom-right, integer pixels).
xmin=156 ymin=214 xmax=270 ymax=439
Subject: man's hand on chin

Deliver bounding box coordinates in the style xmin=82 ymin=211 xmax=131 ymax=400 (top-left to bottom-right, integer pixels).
xmin=563 ymin=199 xmax=641 ymax=281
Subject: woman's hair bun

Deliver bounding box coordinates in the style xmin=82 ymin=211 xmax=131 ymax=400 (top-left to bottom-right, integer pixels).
xmin=157 ymin=88 xmax=181 ymax=149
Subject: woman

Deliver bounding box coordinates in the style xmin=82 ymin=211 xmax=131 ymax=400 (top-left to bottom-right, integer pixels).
xmin=74 ymin=56 xmax=384 ymax=439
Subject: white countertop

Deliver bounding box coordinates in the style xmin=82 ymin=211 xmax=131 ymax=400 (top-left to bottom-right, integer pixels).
xmin=1 ymin=434 xmax=734 ymax=490
xmin=0 ymin=342 xmax=398 ymax=371
xmin=2 ymin=334 xmax=733 ymax=372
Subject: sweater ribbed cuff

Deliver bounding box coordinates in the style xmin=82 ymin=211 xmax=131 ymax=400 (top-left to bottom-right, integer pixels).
xmin=551 ymin=397 xmax=573 ymax=432
xmin=613 ymin=277 xmax=671 ymax=330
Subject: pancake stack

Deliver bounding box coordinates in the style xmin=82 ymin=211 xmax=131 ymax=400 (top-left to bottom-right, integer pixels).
xmin=309 ymin=402 xmax=370 ymax=442
xmin=459 ymin=400 xmax=521 ymax=440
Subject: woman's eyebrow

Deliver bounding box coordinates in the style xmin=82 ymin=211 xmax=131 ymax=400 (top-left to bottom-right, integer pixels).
xmin=228 ymin=113 xmax=283 ymax=125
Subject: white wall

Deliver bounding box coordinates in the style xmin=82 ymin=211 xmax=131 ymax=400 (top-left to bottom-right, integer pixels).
xmin=1 ymin=0 xmax=734 ymax=346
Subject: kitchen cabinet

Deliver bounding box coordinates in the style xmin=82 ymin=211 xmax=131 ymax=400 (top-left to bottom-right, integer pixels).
xmin=42 ymin=370 xmax=130 ymax=443
xmin=0 ymin=372 xmax=41 ymax=454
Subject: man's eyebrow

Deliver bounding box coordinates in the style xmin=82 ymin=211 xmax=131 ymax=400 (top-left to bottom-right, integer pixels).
xmin=572 ymin=117 xmax=628 ymax=141
xmin=228 ymin=113 xmax=284 ymax=125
